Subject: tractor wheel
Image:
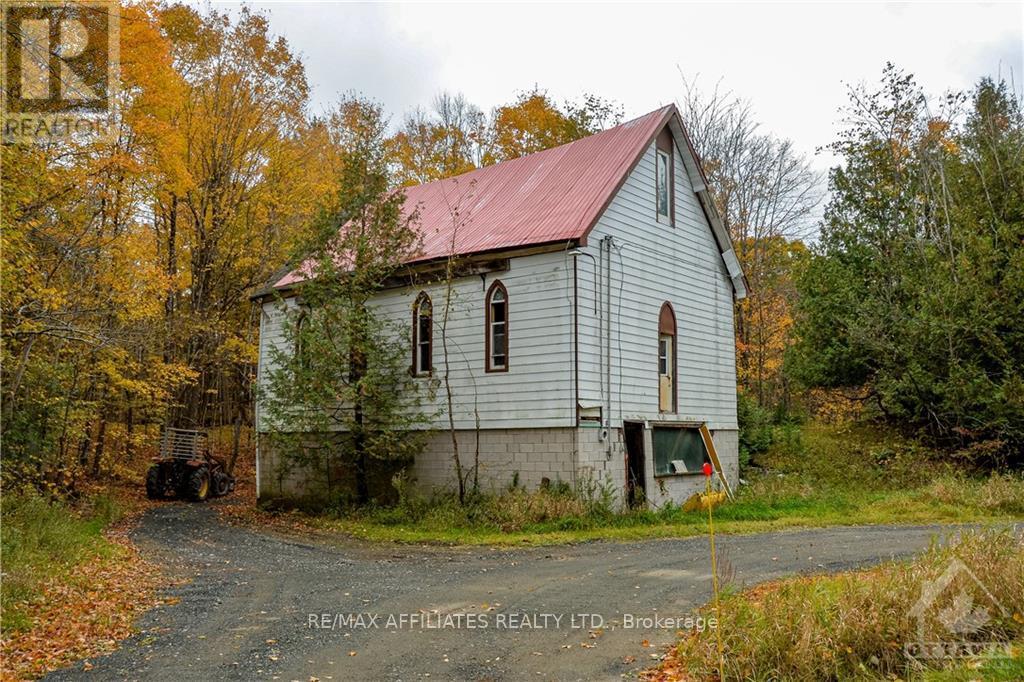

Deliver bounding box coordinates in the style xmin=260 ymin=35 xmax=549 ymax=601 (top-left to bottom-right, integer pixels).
xmin=187 ymin=467 xmax=210 ymax=502
xmin=212 ymin=471 xmax=231 ymax=497
xmin=145 ymin=465 xmax=163 ymax=500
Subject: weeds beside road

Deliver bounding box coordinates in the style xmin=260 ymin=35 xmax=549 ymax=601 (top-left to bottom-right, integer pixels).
xmin=0 ymin=486 xmax=162 ymax=680
xmin=646 ymin=528 xmax=1024 ymax=681
xmin=262 ymin=423 xmax=1024 ymax=546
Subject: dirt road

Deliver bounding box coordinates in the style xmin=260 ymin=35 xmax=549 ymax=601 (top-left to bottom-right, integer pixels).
xmin=46 ymin=504 xmax=972 ymax=681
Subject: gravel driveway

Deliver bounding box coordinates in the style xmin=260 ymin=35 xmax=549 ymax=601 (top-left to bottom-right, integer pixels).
xmin=46 ymin=504 xmax=970 ymax=682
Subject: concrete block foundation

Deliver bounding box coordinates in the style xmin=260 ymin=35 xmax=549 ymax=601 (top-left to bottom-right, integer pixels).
xmin=258 ymin=426 xmax=739 ymax=509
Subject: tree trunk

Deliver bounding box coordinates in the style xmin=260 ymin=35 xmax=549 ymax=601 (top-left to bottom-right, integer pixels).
xmin=92 ymin=412 xmax=107 ymax=477
xmin=350 ymin=326 xmax=369 ymax=504
xmin=4 ymin=335 xmax=37 ymax=421
xmin=227 ymin=402 xmax=244 ymax=474
xmin=125 ymin=396 xmax=135 ymax=460
xmin=440 ymin=256 xmax=465 ymax=505
xmin=472 ymin=405 xmax=480 ymax=494
xmin=164 ymin=194 xmax=178 ymax=363
xmin=90 ymin=383 xmax=109 ymax=476
xmin=78 ymin=423 xmax=93 ymax=468
xmin=57 ymin=362 xmax=82 ymax=465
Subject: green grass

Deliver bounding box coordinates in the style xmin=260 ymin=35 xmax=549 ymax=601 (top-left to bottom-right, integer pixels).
xmin=656 ymin=529 xmax=1024 ymax=681
xmin=281 ymin=422 xmax=1024 ymax=546
xmin=0 ymin=491 xmax=124 ymax=632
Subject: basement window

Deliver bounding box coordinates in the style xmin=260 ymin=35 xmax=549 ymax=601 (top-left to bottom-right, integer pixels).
xmin=652 ymin=427 xmax=709 ymax=476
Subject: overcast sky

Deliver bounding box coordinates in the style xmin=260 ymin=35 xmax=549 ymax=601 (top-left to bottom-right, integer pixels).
xmin=220 ymin=1 xmax=1021 ymax=174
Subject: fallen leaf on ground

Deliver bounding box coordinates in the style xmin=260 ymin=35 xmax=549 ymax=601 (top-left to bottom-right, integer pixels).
xmin=0 ymin=491 xmax=162 ymax=681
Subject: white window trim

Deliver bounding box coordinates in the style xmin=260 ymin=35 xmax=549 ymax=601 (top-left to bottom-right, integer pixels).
xmin=413 ymin=294 xmax=432 ymax=376
xmin=485 ymin=281 xmax=509 ymax=373
xmin=659 ymin=334 xmax=673 ymax=376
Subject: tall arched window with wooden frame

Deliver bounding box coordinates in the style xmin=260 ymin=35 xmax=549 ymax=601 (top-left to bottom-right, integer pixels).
xmin=658 ymin=302 xmax=677 ymax=413
xmin=295 ymin=310 xmax=311 ymax=371
xmin=485 ymin=280 xmax=508 ymax=373
xmin=412 ymin=292 xmax=433 ymax=376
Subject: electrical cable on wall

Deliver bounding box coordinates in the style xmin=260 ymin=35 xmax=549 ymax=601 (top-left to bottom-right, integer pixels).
xmin=612 ymin=239 xmax=626 ymax=429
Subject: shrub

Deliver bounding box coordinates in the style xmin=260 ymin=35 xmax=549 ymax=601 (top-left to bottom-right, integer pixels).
xmin=738 ymin=392 xmax=774 ymax=467
xmin=352 ymin=473 xmax=625 ymax=535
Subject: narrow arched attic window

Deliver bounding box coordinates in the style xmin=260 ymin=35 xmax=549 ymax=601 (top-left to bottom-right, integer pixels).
xmin=658 ymin=302 xmax=677 ymax=413
xmin=412 ymin=292 xmax=432 ymax=376
xmin=485 ymin=281 xmax=508 ymax=372
xmin=655 ymin=128 xmax=674 ymax=225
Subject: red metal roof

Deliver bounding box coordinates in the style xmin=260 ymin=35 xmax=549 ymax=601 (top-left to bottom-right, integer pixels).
xmin=275 ymin=105 xmax=674 ymax=289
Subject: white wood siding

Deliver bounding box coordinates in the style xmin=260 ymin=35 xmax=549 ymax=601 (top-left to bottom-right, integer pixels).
xmin=256 ymin=295 xmax=298 ymax=433
xmin=576 ymin=138 xmax=738 ymax=430
xmin=257 ymin=250 xmax=576 ymax=431
xmin=256 ymin=134 xmax=737 ymax=435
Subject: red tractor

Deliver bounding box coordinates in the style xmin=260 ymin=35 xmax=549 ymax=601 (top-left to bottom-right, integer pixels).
xmin=146 ymin=428 xmax=235 ymax=502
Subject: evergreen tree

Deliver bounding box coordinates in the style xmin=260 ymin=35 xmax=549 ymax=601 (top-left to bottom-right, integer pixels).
xmin=261 ymin=96 xmax=434 ymax=505
xmin=789 ymin=66 xmax=1024 ymax=462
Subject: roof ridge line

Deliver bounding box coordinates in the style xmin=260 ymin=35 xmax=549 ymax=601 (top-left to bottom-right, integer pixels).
xmin=402 ymin=104 xmax=676 ymax=193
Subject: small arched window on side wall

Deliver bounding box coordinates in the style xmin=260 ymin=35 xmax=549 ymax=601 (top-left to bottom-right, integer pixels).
xmin=485 ymin=280 xmax=508 ymax=373
xmin=412 ymin=292 xmax=433 ymax=376
xmin=295 ymin=310 xmax=311 ymax=371
xmin=658 ymin=302 xmax=677 ymax=413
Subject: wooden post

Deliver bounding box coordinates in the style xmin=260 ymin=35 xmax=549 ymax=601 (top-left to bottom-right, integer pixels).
xmin=699 ymin=423 xmax=734 ymax=500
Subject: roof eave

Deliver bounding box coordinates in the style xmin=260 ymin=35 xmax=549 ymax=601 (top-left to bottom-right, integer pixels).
xmin=249 ymin=238 xmax=580 ymax=302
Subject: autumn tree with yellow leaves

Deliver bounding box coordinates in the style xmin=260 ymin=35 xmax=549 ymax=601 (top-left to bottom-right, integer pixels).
xmin=1 ymin=3 xmax=331 ymax=486
xmin=0 ymin=0 xmax=631 ymax=492
xmin=2 ymin=2 xmax=197 ymax=486
xmin=391 ymin=89 xmax=624 ymax=183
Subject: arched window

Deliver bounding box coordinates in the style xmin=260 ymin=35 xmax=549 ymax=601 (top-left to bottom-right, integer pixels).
xmin=485 ymin=280 xmax=508 ymax=372
xmin=658 ymin=302 xmax=676 ymax=413
xmin=412 ymin=292 xmax=432 ymax=375
xmin=295 ymin=310 xmax=311 ymax=370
